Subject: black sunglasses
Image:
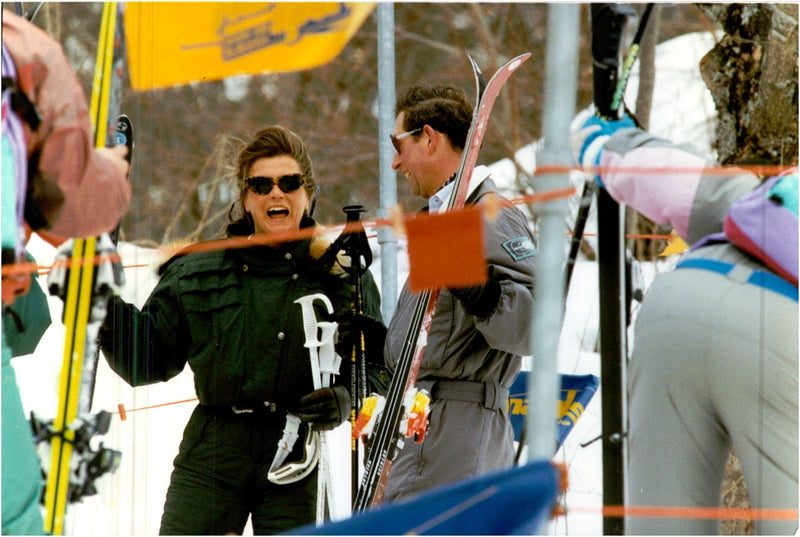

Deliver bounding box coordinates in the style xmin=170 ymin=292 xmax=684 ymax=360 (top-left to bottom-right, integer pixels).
xmin=245 ymin=174 xmax=306 ymax=195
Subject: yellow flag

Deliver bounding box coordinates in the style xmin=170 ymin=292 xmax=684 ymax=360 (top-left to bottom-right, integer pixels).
xmin=125 ymin=2 xmax=375 ymax=91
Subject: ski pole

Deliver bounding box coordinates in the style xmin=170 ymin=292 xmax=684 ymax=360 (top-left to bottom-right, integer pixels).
xmin=563 ymin=3 xmax=654 ymax=297
xmin=341 ymin=204 xmax=369 ymax=508
xmin=590 ymin=4 xmax=638 ymax=535
xmin=294 ymin=293 xmax=337 ymax=525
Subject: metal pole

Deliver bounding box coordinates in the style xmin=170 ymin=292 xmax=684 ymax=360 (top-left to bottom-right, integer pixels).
xmin=590 ymin=4 xmax=636 ymax=532
xmin=526 ymin=4 xmax=579 ymax=469
xmin=597 ymin=188 xmax=627 ymax=535
xmin=377 ymin=2 xmax=397 ymax=323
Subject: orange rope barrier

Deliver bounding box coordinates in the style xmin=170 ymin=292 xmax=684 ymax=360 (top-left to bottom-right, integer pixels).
xmin=114 ymin=398 xmax=198 ymax=421
xmin=36 ymin=262 xmax=152 ymax=277
xmin=4 ymin=184 xmax=682 ymax=278
xmin=6 ymin=162 xmax=793 ymax=280
xmin=2 ymin=251 xmax=122 ymax=278
xmin=534 ymin=163 xmax=793 ymax=177
xmin=568 ymin=504 xmax=800 ymax=521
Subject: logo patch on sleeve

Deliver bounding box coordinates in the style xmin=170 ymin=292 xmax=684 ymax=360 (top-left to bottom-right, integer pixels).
xmin=502 ymin=236 xmax=536 ymax=261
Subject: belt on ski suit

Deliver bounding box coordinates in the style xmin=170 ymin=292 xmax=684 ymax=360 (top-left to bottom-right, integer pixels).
xmin=202 ymin=401 xmax=281 ymax=415
xmin=676 ymin=258 xmax=798 ymax=302
xmin=417 ymin=379 xmax=509 ymax=411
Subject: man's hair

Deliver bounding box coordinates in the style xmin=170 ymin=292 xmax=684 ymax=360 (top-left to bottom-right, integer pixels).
xmin=395 ymin=84 xmax=473 ymax=151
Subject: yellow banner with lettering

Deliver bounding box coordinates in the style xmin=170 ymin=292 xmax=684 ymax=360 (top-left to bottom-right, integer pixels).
xmin=125 ymin=2 xmax=375 ymax=91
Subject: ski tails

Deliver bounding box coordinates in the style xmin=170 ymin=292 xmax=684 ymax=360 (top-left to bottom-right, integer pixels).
xmin=352 ymin=53 xmax=530 ymax=512
xmin=43 ymin=237 xmax=98 ymax=535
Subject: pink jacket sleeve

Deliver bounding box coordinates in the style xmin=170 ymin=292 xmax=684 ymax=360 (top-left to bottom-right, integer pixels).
xmin=599 ymin=129 xmax=759 ymax=244
xmin=3 ymin=10 xmax=131 ymax=238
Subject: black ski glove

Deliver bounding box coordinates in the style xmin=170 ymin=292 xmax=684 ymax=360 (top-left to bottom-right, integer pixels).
xmin=449 ymin=279 xmax=502 ymax=319
xmin=297 ymin=385 xmax=351 ymax=431
xmin=333 ymin=311 xmax=387 ymax=367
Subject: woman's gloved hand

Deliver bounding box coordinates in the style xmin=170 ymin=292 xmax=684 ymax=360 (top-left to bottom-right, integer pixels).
xmin=296 ymin=385 xmax=351 ymax=431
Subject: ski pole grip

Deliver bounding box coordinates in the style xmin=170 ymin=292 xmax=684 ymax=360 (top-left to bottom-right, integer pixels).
xmin=343 ymin=204 xmax=372 ymax=269
xmin=590 ymin=3 xmax=636 ymax=119
xmin=344 ymin=204 xmax=366 ymax=223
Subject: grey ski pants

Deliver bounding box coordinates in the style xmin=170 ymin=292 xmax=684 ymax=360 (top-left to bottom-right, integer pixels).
xmin=627 ymin=243 xmax=798 ymax=535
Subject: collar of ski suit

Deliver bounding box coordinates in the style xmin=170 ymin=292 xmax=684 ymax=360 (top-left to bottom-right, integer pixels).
xmin=429 ymin=165 xmax=491 ymax=213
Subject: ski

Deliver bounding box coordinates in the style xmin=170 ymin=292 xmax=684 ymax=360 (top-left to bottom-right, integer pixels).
xmin=41 ymin=4 xmax=127 ymax=534
xmin=338 ymin=204 xmax=372 ymax=509
xmin=353 ymin=52 xmax=530 ymax=511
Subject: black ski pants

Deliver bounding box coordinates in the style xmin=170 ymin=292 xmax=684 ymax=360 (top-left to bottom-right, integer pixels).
xmin=159 ymin=406 xmax=316 ymax=535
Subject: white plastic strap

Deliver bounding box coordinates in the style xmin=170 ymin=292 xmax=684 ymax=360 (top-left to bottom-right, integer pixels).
xmin=267 ymin=425 xmax=320 ymax=485
xmin=268 ymin=413 xmax=302 ymax=473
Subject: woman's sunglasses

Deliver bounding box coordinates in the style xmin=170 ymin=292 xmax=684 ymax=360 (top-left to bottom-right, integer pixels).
xmin=246 ymin=174 xmax=306 ymax=195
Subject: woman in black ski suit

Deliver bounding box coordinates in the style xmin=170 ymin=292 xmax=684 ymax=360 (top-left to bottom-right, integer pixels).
xmin=99 ymin=125 xmax=381 ymax=534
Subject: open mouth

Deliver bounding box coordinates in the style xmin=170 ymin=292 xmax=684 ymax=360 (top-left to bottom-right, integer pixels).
xmin=267 ymin=207 xmax=290 ymax=218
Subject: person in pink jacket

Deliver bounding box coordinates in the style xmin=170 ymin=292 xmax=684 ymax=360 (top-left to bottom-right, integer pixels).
xmin=2 ymin=10 xmax=131 ymax=241
xmin=572 ymin=107 xmax=797 ymax=535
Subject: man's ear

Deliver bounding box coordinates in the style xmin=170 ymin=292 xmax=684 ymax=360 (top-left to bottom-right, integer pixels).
xmin=422 ymin=124 xmax=439 ymax=155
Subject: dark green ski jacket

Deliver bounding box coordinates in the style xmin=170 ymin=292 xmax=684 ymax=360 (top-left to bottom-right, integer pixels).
xmin=99 ymin=222 xmax=381 ymax=411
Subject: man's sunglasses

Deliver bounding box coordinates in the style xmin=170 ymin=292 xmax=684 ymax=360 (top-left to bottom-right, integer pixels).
xmin=389 ymin=127 xmax=422 ymax=153
xmin=246 ymin=174 xmax=306 ymax=195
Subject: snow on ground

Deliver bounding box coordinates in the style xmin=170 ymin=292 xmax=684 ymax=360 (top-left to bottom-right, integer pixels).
xmin=11 ymin=31 xmax=717 ymax=535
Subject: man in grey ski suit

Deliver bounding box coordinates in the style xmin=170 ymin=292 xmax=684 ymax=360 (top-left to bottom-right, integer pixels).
xmin=381 ymin=83 xmax=536 ymax=503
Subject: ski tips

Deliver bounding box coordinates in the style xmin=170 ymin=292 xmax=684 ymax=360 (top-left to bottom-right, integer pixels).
xmin=466 ymin=53 xmax=483 ymax=79
xmin=503 ymin=52 xmax=532 ymax=74
xmin=467 ymin=53 xmax=486 ymax=103
xmin=465 ymin=52 xmax=531 ymax=103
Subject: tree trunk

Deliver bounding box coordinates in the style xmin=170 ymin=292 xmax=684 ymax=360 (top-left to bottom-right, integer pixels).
xmin=696 ymin=3 xmax=798 ymax=166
